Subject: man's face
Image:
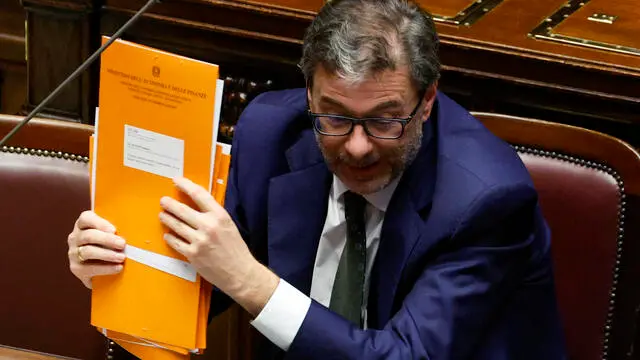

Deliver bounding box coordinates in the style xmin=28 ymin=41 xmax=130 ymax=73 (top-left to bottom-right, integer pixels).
xmin=308 ymin=65 xmax=436 ymax=195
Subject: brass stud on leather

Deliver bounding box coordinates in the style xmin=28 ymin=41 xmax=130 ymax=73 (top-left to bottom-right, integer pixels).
xmin=1 ymin=145 xmax=88 ymax=163
xmin=516 ymin=144 xmax=627 ymax=360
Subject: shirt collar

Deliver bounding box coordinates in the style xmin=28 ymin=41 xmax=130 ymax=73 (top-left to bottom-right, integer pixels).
xmin=332 ymin=174 xmax=401 ymax=212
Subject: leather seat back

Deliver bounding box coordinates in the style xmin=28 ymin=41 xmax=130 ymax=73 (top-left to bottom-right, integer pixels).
xmin=0 ymin=115 xmax=106 ymax=359
xmin=475 ymin=112 xmax=640 ymax=360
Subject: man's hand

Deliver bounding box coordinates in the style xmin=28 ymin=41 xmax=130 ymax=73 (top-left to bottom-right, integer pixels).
xmin=159 ymin=177 xmax=279 ymax=316
xmin=68 ymin=211 xmax=126 ymax=289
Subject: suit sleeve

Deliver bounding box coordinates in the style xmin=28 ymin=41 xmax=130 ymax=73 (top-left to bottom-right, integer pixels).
xmin=285 ymin=183 xmax=544 ymax=359
xmin=208 ymin=133 xmax=248 ymax=319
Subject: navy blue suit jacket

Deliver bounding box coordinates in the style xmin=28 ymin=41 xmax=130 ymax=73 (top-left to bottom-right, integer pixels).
xmin=214 ymin=88 xmax=567 ymax=359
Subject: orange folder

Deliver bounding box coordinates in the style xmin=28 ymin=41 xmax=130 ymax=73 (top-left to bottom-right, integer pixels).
xmin=89 ymin=134 xmax=94 ymax=206
xmin=90 ymin=140 xmax=229 ymax=359
xmin=89 ymin=37 xmax=223 ymax=356
xmin=90 ymin=153 xmax=225 ymax=359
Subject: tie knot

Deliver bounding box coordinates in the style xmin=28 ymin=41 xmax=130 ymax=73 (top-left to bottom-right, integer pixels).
xmin=344 ymin=191 xmax=367 ymax=214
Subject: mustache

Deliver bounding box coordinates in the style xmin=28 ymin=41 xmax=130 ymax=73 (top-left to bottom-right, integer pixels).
xmin=337 ymin=152 xmax=379 ymax=167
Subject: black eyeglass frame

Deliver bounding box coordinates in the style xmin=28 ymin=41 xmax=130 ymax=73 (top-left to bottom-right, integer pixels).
xmin=307 ymin=90 xmax=426 ymax=140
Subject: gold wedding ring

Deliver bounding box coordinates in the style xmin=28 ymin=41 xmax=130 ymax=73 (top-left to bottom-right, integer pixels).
xmin=77 ymin=246 xmax=86 ymax=262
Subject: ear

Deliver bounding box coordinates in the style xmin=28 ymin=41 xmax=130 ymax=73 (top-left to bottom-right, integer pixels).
xmin=420 ymin=83 xmax=438 ymax=123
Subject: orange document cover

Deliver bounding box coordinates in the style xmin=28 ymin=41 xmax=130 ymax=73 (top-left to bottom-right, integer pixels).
xmin=90 ymin=36 xmax=221 ymax=352
xmin=89 ymin=137 xmax=230 ymax=359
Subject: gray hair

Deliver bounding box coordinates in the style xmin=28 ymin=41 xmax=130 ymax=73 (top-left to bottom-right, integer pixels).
xmin=299 ymin=0 xmax=440 ymax=91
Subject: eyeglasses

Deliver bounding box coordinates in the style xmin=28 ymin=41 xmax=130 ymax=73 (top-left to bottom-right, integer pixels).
xmin=307 ymin=94 xmax=424 ymax=140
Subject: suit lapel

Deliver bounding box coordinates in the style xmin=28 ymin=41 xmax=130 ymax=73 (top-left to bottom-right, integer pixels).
xmin=368 ymin=190 xmax=421 ymax=327
xmin=368 ymin=115 xmax=438 ymax=328
xmin=267 ymin=130 xmax=332 ymax=295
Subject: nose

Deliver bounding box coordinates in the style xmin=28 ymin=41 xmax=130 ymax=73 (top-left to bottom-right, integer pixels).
xmin=344 ymin=125 xmax=374 ymax=159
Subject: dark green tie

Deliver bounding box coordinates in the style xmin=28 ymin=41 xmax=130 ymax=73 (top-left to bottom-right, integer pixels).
xmin=329 ymin=191 xmax=367 ymax=327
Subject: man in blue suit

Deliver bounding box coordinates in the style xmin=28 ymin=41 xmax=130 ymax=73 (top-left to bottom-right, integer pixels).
xmin=68 ymin=0 xmax=566 ymax=358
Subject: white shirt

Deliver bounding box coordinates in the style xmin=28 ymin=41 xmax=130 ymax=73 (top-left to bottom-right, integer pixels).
xmin=250 ymin=175 xmax=399 ymax=351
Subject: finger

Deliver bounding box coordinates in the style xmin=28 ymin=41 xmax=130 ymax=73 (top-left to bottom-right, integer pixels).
xmin=76 ymin=229 xmax=126 ymax=250
xmin=82 ymin=279 xmax=93 ymax=289
xmin=70 ymin=261 xmax=123 ymax=289
xmin=159 ymin=196 xmax=201 ymax=229
xmin=173 ymin=177 xmax=216 ymax=212
xmin=76 ymin=211 xmax=116 ymax=233
xmin=74 ymin=244 xmax=126 ymax=263
xmin=85 ymin=263 xmax=124 ymax=279
xmin=159 ymin=211 xmax=199 ymax=244
xmin=164 ymin=232 xmax=190 ymax=258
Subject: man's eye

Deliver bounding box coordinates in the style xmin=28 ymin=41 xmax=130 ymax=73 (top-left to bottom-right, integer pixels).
xmin=317 ymin=116 xmax=350 ymax=131
xmin=368 ymin=120 xmax=395 ymax=130
xmin=325 ymin=116 xmax=349 ymax=124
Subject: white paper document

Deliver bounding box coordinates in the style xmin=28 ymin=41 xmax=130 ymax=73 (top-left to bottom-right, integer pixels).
xmin=124 ymin=244 xmax=197 ymax=282
xmin=123 ymin=124 xmax=184 ymax=179
xmin=209 ymin=79 xmax=225 ymax=193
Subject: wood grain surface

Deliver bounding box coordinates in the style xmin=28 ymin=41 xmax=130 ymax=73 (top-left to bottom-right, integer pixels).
xmin=434 ymin=0 xmax=640 ymax=74
xmin=418 ymin=0 xmax=476 ymax=18
xmin=553 ymin=0 xmax=640 ymax=50
xmin=237 ymin=0 xmax=324 ymax=13
xmin=0 ymin=346 xmax=75 ymax=360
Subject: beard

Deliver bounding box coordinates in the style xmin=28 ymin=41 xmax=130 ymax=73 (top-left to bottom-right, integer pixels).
xmin=317 ymin=121 xmax=423 ymax=194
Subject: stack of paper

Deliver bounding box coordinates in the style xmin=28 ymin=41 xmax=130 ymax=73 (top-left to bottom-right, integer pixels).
xmin=87 ymin=37 xmax=231 ymax=359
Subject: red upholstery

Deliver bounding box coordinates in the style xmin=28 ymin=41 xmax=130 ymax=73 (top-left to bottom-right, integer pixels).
xmin=475 ymin=112 xmax=640 ymax=360
xmin=0 ymin=115 xmax=107 ymax=359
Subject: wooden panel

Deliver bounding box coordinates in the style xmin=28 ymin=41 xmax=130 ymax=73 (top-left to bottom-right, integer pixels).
xmin=553 ymin=0 xmax=640 ymax=50
xmin=433 ymin=0 xmax=640 ymax=72
xmin=0 ymin=0 xmax=23 ymax=13
xmin=418 ymin=0 xmax=476 ymax=18
xmin=0 ymin=66 xmax=27 ymax=114
xmin=0 ymin=346 xmax=72 ymax=360
xmin=239 ymin=0 xmax=324 ymax=13
xmin=0 ymin=0 xmax=26 ymax=64
xmin=430 ymin=0 xmax=640 ymax=136
xmin=22 ymin=0 xmax=100 ymax=122
xmin=20 ymin=0 xmax=640 ymax=144
xmin=26 ymin=12 xmax=82 ymax=114
xmin=0 ymin=0 xmax=27 ymax=115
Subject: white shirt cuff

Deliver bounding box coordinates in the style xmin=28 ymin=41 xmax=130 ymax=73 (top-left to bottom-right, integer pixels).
xmin=249 ymin=278 xmax=311 ymax=351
